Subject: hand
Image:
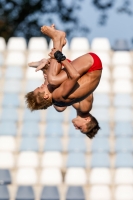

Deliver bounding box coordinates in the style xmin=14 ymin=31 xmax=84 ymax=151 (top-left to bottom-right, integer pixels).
xmin=28 ymin=58 xmax=49 ymax=72
xmin=36 ymin=58 xmax=51 ymax=72
xmin=48 ymin=48 xmax=59 ymax=59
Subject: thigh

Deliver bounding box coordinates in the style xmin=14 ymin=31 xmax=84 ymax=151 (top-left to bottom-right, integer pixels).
xmin=70 ymin=53 xmax=94 ymax=75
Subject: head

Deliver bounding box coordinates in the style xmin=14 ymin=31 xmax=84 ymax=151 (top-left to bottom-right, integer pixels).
xmin=25 ymin=84 xmax=53 ymax=111
xmin=72 ymin=114 xmax=100 ymax=139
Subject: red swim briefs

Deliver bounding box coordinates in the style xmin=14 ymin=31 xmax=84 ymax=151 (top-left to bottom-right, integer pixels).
xmin=88 ymin=52 xmax=102 ymax=72
xmin=63 ymin=53 xmax=102 ymax=72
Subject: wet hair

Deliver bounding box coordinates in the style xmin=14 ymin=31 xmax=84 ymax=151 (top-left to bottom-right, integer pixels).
xmin=83 ymin=114 xmax=100 ymax=139
xmin=25 ymin=91 xmax=52 ymax=111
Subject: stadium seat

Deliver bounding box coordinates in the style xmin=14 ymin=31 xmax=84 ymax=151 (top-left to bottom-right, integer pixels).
xmin=45 ymin=106 xmax=64 ymax=122
xmin=0 ymin=108 xmax=18 ymax=122
xmin=16 ymin=168 xmax=38 ymax=185
xmin=89 ymin=168 xmax=111 ymax=185
xmin=96 ymin=121 xmax=110 ymax=137
xmin=70 ymin=37 xmax=90 ymax=51
xmin=93 ymin=94 xmax=110 ymax=107
xmin=91 ymin=138 xmax=110 ymax=152
xmin=15 ymin=186 xmax=35 ymax=200
xmin=112 ymin=51 xmax=132 ymax=65
xmin=66 ymin=152 xmax=86 ymax=168
xmin=91 ymin=107 xmax=110 ymax=121
xmin=27 ymin=51 xmax=47 ymax=63
xmin=2 ymin=93 xmax=20 ymax=107
xmin=0 ymin=53 xmax=4 ymax=66
xmin=115 ymin=152 xmax=133 ymax=168
xmin=7 ymin=37 xmax=27 ymax=51
xmin=23 ymin=109 xmax=41 ymax=122
xmin=45 ymin=122 xmax=64 ymax=137
xmin=26 ymin=67 xmax=43 ymax=80
xmin=70 ymin=37 xmax=90 ymax=60
xmin=114 ymin=121 xmax=133 ymax=137
xmin=90 ymin=152 xmax=110 ymax=168
xmin=68 ymin=107 xmax=77 ymax=122
xmin=95 ymin=79 xmax=111 ymax=93
xmin=91 ymin=37 xmax=111 ymax=51
xmin=65 ymin=168 xmax=87 ymax=185
xmin=6 ymin=52 xmax=26 ymax=66
xmin=49 ymin=38 xmax=69 ymax=51
xmin=4 ymin=80 xmax=22 ymax=93
xmin=68 ymin=123 xmax=85 ymax=137
xmin=44 ymin=138 xmax=62 ymax=152
xmin=17 ymin=152 xmax=39 ymax=168
xmin=0 ymin=37 xmax=6 ymax=51
xmin=0 ymin=68 xmax=2 ymax=78
xmin=0 ymin=169 xmax=12 ymax=184
xmin=113 ymin=39 xmax=129 ymax=51
xmin=112 ymin=65 xmax=132 ymax=79
xmin=115 ymin=137 xmax=133 ymax=153
xmin=25 ymin=79 xmax=43 ymax=92
xmin=67 ymin=137 xmax=87 ymax=152
xmin=114 ymin=107 xmax=133 ymax=121
xmin=112 ymin=79 xmax=132 ymax=93
xmin=0 ymin=185 xmax=10 ymax=200
xmin=28 ymin=37 xmax=48 ymax=51
xmin=66 ymin=186 xmax=85 ymax=200
xmin=5 ymin=66 xmax=23 ymax=79
xmin=114 ymin=168 xmax=133 ymax=184
xmin=41 ymin=152 xmax=63 ymax=168
xmin=21 ymin=122 xmax=40 ymax=137
xmin=114 ymin=185 xmax=133 ymax=200
xmin=0 ymin=122 xmax=17 ymax=136
xmin=0 ymin=136 xmax=16 ymax=152
xmin=102 ymin=65 xmax=111 ymax=80
xmin=113 ymin=94 xmax=132 ymax=107
xmin=0 ymin=152 xmax=15 ymax=169
xmin=101 ymin=66 xmax=111 ymax=79
xmin=70 ymin=52 xmax=87 ymax=60
xmin=40 ymin=186 xmax=60 ymax=200
xmin=40 ymin=168 xmax=62 ymax=185
xmin=89 ymin=185 xmax=111 ymax=200
xmin=20 ymin=137 xmax=39 ymax=151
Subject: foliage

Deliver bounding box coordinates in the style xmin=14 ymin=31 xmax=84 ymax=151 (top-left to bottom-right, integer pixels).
xmin=92 ymin=0 xmax=133 ymax=25
xmin=0 ymin=0 xmax=89 ymax=41
xmin=0 ymin=0 xmax=132 ymax=41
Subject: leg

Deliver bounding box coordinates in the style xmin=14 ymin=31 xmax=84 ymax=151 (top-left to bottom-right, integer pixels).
xmin=41 ymin=25 xmax=66 ymax=50
xmin=41 ymin=26 xmax=93 ymax=85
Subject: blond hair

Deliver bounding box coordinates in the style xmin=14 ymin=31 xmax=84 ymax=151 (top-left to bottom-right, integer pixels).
xmin=25 ymin=91 xmax=52 ymax=111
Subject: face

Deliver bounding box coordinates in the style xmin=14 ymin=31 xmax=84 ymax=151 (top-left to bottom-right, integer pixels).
xmin=33 ymin=84 xmax=50 ymax=98
xmin=72 ymin=116 xmax=91 ymax=133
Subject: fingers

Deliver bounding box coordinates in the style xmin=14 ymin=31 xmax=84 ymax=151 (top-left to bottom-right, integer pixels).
xmin=28 ymin=61 xmax=40 ymax=68
xmin=35 ymin=62 xmax=46 ymax=72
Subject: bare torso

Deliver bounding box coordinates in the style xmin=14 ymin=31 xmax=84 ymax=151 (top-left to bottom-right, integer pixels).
xmin=52 ymin=69 xmax=102 ymax=106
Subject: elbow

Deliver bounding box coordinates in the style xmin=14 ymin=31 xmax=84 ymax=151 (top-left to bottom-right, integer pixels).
xmin=48 ymin=76 xmax=58 ymax=87
xmin=73 ymin=72 xmax=80 ymax=80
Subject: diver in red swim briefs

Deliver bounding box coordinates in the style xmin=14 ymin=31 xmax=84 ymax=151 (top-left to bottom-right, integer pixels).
xmin=25 ymin=25 xmax=102 ymax=138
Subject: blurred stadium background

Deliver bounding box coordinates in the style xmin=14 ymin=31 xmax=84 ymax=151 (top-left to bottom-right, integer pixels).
xmin=0 ymin=0 xmax=133 ymax=200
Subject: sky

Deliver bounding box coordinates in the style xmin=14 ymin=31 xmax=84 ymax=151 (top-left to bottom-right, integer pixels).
xmin=77 ymin=0 xmax=133 ymax=48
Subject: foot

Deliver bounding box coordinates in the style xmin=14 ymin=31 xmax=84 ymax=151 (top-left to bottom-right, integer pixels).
xmin=41 ymin=25 xmax=66 ymax=47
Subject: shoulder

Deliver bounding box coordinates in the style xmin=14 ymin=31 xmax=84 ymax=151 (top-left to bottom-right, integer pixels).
xmin=79 ymin=94 xmax=93 ymax=113
xmin=53 ymin=105 xmax=67 ymax=112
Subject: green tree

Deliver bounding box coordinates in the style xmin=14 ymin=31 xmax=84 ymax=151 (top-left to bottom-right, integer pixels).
xmin=0 ymin=0 xmax=132 ymax=42
xmin=0 ymin=0 xmax=89 ymax=41
xmin=92 ymin=0 xmax=133 ymax=25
